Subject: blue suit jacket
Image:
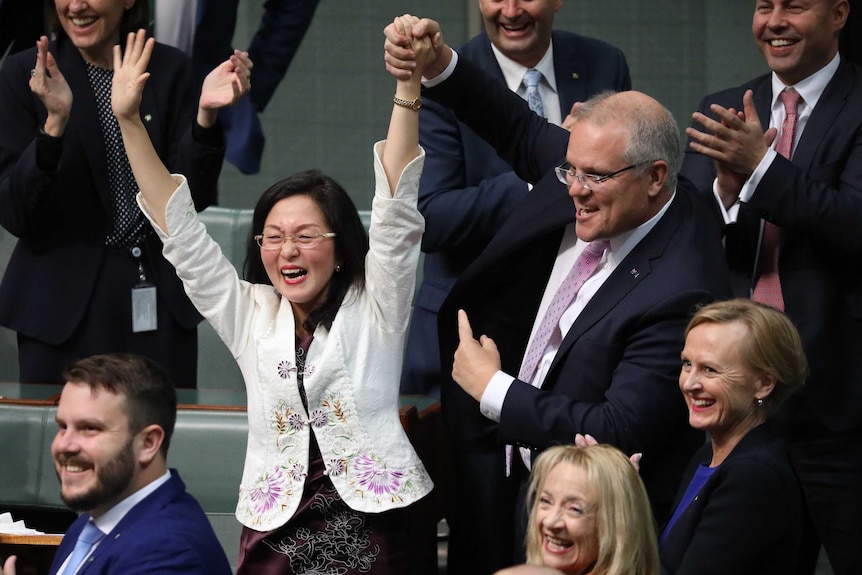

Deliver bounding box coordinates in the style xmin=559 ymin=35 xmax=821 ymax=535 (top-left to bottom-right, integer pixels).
xmin=680 ymin=60 xmax=862 ymax=431
xmin=659 ymin=426 xmax=802 ymax=575
xmin=401 ymin=30 xmax=631 ymax=396
xmin=428 ymin=55 xmax=732 ymax=517
xmin=49 ymin=471 xmax=231 ymax=575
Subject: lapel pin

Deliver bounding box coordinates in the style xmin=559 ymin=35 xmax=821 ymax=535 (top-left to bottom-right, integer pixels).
xmin=144 ymin=114 xmax=152 ymax=123
xmin=630 ymin=268 xmax=640 ymax=279
xmin=572 ymin=73 xmax=580 ymax=80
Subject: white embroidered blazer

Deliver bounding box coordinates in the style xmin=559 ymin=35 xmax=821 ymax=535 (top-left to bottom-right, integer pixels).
xmin=140 ymin=142 xmax=433 ymax=531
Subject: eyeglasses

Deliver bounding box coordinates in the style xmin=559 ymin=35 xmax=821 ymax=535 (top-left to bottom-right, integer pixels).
xmin=254 ymin=228 xmax=336 ymax=251
xmin=554 ymin=160 xmax=656 ymax=191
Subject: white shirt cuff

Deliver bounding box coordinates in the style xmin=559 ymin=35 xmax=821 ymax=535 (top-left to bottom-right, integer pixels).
xmin=739 ymin=148 xmax=776 ymax=204
xmin=479 ymin=370 xmax=514 ymax=422
xmin=422 ymin=50 xmax=459 ymax=87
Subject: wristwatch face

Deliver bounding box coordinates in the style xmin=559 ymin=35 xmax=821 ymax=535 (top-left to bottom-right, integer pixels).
xmin=410 ymin=97 xmax=422 ymax=111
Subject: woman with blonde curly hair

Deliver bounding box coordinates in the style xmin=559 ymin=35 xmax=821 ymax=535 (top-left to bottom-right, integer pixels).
xmin=525 ymin=444 xmax=659 ymax=575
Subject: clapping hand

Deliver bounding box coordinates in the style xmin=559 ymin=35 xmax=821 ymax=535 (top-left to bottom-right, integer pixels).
xmin=197 ymin=49 xmax=253 ymax=126
xmin=29 ymin=36 xmax=72 ymax=137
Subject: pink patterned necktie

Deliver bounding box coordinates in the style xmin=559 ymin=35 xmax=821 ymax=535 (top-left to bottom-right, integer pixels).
xmin=518 ymin=239 xmax=610 ymax=384
xmin=506 ymin=239 xmax=610 ymax=475
xmin=752 ymin=88 xmax=800 ymax=311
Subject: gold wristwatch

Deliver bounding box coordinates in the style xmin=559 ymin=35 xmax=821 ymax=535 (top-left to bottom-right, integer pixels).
xmin=393 ymin=95 xmax=422 ymax=111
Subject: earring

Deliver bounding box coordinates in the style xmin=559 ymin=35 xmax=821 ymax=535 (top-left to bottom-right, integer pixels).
xmin=335 ymin=265 xmax=342 ymax=272
xmin=756 ymin=398 xmax=764 ymax=407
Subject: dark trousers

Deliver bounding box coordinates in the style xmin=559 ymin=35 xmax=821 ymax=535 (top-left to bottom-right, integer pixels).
xmin=445 ymin=449 xmax=525 ymax=575
xmin=789 ymin=424 xmax=862 ymax=575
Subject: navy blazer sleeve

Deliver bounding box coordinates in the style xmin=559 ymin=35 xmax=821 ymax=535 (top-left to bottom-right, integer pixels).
xmin=424 ymin=56 xmax=570 ymax=187
xmin=418 ymin=97 xmax=531 ymax=253
xmin=496 ymin=287 xmax=710 ymax=456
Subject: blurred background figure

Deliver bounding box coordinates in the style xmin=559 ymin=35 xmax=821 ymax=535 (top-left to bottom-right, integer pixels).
xmin=524 ymin=444 xmax=659 ymax=575
xmin=660 ymin=299 xmax=806 ymax=574
xmin=154 ymin=0 xmax=321 ymax=174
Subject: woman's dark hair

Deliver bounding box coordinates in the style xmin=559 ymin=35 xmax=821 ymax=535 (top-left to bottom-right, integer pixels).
xmin=45 ymin=0 xmax=151 ymax=40
xmin=243 ymin=169 xmax=368 ymax=333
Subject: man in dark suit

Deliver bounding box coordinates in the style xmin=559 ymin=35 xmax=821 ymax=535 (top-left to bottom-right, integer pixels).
xmin=680 ymin=2 xmax=862 ymax=573
xmin=1 ymin=354 xmax=231 ymax=575
xmin=400 ymin=0 xmax=631 ymax=398
xmin=386 ymin=20 xmax=730 ymax=575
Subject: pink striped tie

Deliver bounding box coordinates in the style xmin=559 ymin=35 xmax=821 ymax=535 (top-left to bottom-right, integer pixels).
xmin=752 ymin=89 xmax=800 ymax=311
xmin=518 ymin=240 xmax=610 ymax=384
xmin=506 ymin=239 xmax=609 ymax=475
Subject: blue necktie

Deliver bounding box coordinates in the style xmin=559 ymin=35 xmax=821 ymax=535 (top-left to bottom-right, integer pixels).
xmin=63 ymin=520 xmax=104 ymax=575
xmin=523 ymin=68 xmax=545 ymax=117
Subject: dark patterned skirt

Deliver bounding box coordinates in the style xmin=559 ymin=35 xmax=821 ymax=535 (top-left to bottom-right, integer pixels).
xmin=236 ymin=434 xmax=410 ymax=575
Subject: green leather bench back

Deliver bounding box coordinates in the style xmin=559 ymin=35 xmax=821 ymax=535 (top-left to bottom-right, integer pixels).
xmin=0 ymin=404 xmax=247 ymax=515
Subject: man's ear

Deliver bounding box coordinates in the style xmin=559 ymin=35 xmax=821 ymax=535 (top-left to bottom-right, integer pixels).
xmin=135 ymin=424 xmax=165 ymax=465
xmin=647 ymin=160 xmax=669 ymax=198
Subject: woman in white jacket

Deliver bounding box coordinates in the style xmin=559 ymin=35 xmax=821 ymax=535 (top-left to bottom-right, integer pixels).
xmin=111 ymin=18 xmax=435 ymax=574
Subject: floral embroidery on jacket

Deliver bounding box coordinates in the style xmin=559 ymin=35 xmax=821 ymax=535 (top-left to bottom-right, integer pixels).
xmin=248 ymin=466 xmax=287 ymax=515
xmin=277 ymin=360 xmax=296 ymax=379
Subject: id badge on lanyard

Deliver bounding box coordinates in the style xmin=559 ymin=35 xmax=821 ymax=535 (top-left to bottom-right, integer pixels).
xmin=130 ymin=246 xmax=157 ymax=333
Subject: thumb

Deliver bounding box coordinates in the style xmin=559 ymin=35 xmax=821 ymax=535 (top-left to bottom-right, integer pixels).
xmin=457 ymin=309 xmax=475 ymax=343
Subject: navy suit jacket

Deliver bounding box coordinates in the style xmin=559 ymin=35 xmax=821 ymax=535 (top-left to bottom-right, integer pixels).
xmin=429 ymin=56 xmax=733 ymax=513
xmin=659 ymin=426 xmax=803 ymax=575
xmin=0 ymin=36 xmax=224 ymax=346
xmin=49 ymin=471 xmax=232 ymax=575
xmin=401 ymin=30 xmax=631 ymax=396
xmin=680 ymin=60 xmax=862 ymax=431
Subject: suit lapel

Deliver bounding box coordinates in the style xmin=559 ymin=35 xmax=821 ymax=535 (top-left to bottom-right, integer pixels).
xmin=551 ymin=32 xmax=588 ymax=117
xmin=545 ymin=194 xmax=683 ymax=382
xmin=792 ymin=61 xmax=853 ymax=171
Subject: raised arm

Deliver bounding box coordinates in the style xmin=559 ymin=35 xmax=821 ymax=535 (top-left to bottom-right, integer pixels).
xmin=111 ymin=31 xmax=178 ymax=232
xmin=112 ymin=30 xmax=250 ymax=231
xmin=380 ymin=15 xmax=437 ymax=194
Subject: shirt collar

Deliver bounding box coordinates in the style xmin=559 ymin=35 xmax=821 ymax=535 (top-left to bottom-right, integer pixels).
xmin=491 ymin=40 xmax=558 ymax=96
xmin=770 ymin=52 xmax=840 ymax=112
xmin=92 ymin=469 xmax=171 ymax=535
xmin=606 ymin=191 xmax=676 ymax=264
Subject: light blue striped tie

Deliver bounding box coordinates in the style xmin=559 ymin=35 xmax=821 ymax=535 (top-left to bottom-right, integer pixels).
xmin=63 ymin=520 xmax=104 ymax=574
xmin=523 ymin=68 xmax=545 ymax=117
